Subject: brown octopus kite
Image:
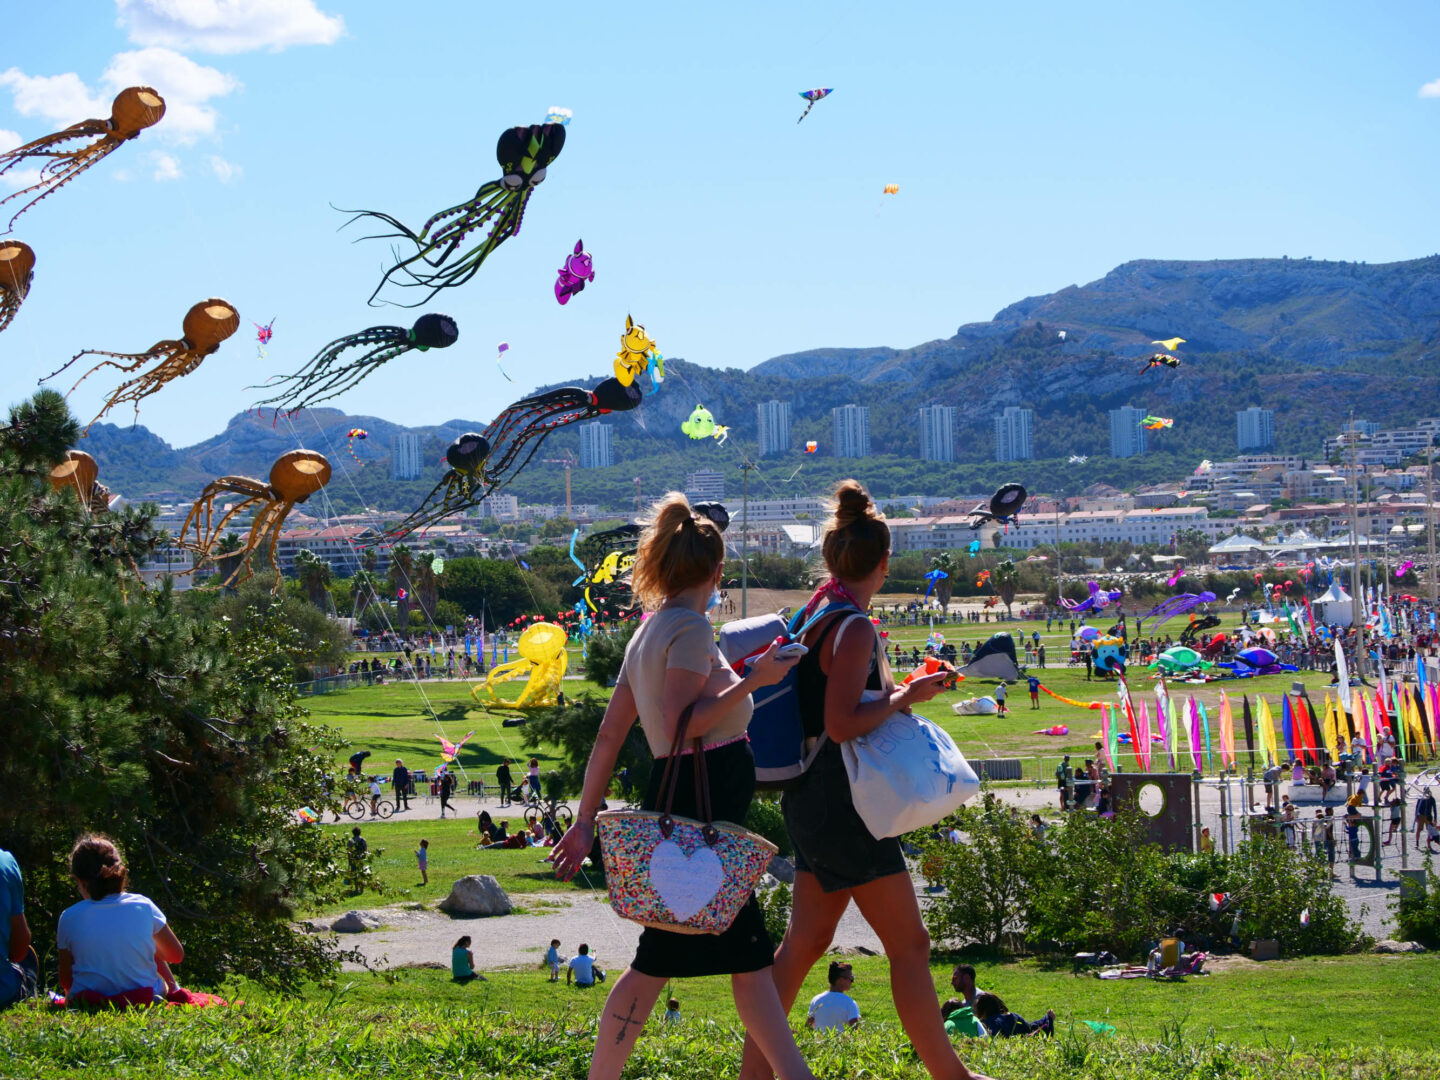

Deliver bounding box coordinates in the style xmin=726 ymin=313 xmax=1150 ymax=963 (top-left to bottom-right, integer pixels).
xmin=178 ymin=449 xmax=333 ymax=590
xmin=42 ymin=298 xmax=240 ymax=434
xmin=1 ymin=87 xmax=165 ymax=233
xmin=0 ymin=241 xmax=35 ymax=334
xmin=47 ymin=449 xmax=111 ymax=515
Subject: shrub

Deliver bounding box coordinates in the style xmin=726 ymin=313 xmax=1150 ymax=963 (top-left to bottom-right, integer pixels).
xmin=744 ymin=796 xmax=791 ymax=856
xmin=583 ymin=620 xmax=638 ymax=687
xmin=757 ymin=881 xmax=792 ymax=945
xmin=521 ymin=693 xmax=654 ymax=798
xmin=919 ymin=795 xmax=1038 ymax=950
xmin=1393 ymin=872 xmax=1440 ymax=948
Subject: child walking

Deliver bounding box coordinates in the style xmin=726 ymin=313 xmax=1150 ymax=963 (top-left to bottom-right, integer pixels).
xmin=416 ymin=838 xmax=429 ymax=885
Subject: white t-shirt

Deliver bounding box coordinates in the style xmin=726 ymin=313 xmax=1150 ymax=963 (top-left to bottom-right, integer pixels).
xmin=808 ymin=989 xmax=860 ymax=1032
xmin=57 ymin=892 xmax=167 ymax=998
xmin=569 ymin=954 xmax=597 ymax=985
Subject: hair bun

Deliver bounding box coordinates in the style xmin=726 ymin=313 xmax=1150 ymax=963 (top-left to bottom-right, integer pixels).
xmin=832 ymin=479 xmax=874 ymax=525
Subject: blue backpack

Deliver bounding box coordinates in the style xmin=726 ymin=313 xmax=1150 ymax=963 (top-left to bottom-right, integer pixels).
xmin=718 ymin=601 xmax=861 ymax=788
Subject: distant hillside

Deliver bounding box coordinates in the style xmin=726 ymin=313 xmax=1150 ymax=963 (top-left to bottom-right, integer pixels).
xmin=82 ymin=256 xmax=1440 ymax=511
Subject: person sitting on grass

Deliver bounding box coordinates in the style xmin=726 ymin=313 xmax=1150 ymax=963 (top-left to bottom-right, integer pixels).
xmin=806 ymin=961 xmax=861 ymax=1032
xmin=1 ymin=845 xmax=34 ymax=1008
xmin=970 ymin=992 xmax=1054 ymax=1038
xmin=663 ymin=997 xmax=682 ymax=1024
xmin=451 ymin=935 xmax=484 ymax=982
xmin=567 ymin=943 xmax=603 ymax=987
xmin=940 ymin=997 xmax=986 ymax=1039
xmin=56 ymin=835 xmax=189 ymax=1007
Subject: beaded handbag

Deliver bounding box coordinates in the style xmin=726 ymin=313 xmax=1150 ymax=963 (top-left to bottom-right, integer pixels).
xmin=597 ymin=706 xmax=777 ymax=935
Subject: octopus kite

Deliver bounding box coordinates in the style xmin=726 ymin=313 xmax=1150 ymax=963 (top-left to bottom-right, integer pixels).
xmin=43 ymin=299 xmax=240 ymax=434
xmin=477 ymin=622 xmax=568 ymax=709
xmin=0 ymin=87 xmax=165 ymax=233
xmin=804 ymin=441 xmax=818 ymax=453
xmin=1141 ymin=416 xmax=1174 ymax=430
xmin=554 ymin=239 xmax=594 ymax=304
xmin=346 ymin=428 xmax=368 ymax=463
xmin=392 ymin=377 xmax=643 ymax=536
xmin=967 ymin=483 xmax=1028 ymax=530
xmin=342 ymin=123 xmax=566 ymax=306
xmin=177 ymin=449 xmax=333 ymax=590
xmin=0 ymin=240 xmax=35 ymax=334
xmin=796 ymin=87 xmax=834 ymax=123
xmin=614 ymin=315 xmax=658 ymax=386
xmin=47 ymin=449 xmax=110 ymax=514
xmin=251 ymin=313 xmax=458 ymax=413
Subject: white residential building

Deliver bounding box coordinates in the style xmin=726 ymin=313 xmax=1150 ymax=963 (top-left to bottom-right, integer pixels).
xmin=1109 ymin=406 xmax=1147 ymax=458
xmin=918 ymin=405 xmax=957 ymax=462
xmin=391 ymin=432 xmax=424 ymax=481
xmin=993 ymin=406 xmax=1034 ymax=462
xmin=757 ymin=400 xmax=792 ymax=456
xmin=578 ymin=421 xmax=613 ymax=469
xmin=476 ymin=493 xmax=519 ymax=520
xmin=832 ymin=404 xmax=870 ymax=458
xmin=684 ymin=468 xmax=726 ymax=503
xmin=738 ymin=497 xmax=828 ymax=522
xmin=1236 ymin=407 xmax=1275 ymax=451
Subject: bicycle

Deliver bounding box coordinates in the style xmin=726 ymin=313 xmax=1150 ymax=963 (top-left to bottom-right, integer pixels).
xmin=525 ymin=795 xmax=574 ymax=835
xmin=347 ymin=796 xmax=395 ymax=820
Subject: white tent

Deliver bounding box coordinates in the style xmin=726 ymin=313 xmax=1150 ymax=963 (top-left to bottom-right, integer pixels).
xmin=1314 ymin=581 xmax=1354 ymax=627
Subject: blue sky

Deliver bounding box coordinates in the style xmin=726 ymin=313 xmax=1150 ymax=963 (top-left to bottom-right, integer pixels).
xmin=2 ymin=0 xmax=1439 ymax=447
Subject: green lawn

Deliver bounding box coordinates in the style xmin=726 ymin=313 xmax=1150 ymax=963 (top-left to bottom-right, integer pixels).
xmin=3 ymin=955 xmax=1438 ymax=1078
xmin=310 ymin=817 xmax=597 ymax=916
xmin=310 ymin=612 xmax=1352 ymax=786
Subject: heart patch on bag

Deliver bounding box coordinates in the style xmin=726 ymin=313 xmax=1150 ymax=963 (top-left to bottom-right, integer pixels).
xmin=648 ymin=839 xmax=724 ymax=922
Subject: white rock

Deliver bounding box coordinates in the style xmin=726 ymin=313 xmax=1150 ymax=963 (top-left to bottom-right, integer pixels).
xmin=331 ymin=910 xmax=383 ymax=933
xmin=438 ymin=874 xmax=513 ymax=917
xmin=767 ymin=855 xmax=796 ymax=885
xmin=1372 ymin=939 xmax=1427 ymax=954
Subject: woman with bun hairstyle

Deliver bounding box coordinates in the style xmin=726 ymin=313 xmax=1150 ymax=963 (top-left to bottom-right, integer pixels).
xmin=552 ymin=493 xmax=817 ymax=1080
xmin=57 ymin=834 xmax=185 ymax=1005
xmin=740 ymin=481 xmax=991 ymax=1080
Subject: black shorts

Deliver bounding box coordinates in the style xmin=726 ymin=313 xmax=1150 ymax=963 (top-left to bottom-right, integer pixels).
xmin=629 ymin=740 xmax=775 ymax=978
xmin=782 ymin=740 xmax=906 ymax=893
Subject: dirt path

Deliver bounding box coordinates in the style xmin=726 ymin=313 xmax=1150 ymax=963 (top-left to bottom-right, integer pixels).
xmin=326 ymin=890 xmax=888 ymax=973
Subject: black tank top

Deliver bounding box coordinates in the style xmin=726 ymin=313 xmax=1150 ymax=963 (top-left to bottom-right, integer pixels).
xmin=796 ymin=612 xmax=882 ymax=738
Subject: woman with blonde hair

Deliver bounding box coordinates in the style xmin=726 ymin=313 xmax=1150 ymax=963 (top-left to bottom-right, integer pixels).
xmin=552 ymin=493 xmax=817 ymax=1080
xmin=740 ymin=480 xmax=991 ymax=1080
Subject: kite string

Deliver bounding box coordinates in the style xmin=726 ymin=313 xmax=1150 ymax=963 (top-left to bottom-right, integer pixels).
xmin=280 ymin=411 xmax=472 ymax=781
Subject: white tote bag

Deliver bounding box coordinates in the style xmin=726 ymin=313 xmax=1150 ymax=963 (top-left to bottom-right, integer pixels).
xmin=842 ymin=697 xmax=980 ymax=838
xmin=835 ymin=616 xmax=979 ymax=838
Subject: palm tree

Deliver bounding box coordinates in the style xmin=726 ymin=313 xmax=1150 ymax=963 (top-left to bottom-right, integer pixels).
xmin=388 ymin=543 xmax=415 ymax=631
xmin=929 ymin=550 xmax=956 ymax=610
xmin=294 ymin=548 xmax=333 ymax=609
xmin=412 ymin=552 xmax=439 ymax=624
xmin=992 ymin=559 xmax=1021 ymax=618
xmin=349 ymin=568 xmax=380 ymax=620
xmin=361 ymin=546 xmax=378 ymax=576
xmin=214 ymin=532 xmax=246 ymax=593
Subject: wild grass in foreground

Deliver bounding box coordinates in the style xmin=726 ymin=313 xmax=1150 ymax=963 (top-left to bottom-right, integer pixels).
xmin=2 ymin=996 xmax=1437 ymax=1080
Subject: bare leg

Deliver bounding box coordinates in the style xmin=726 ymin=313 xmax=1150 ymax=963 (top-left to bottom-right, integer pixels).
xmin=850 ymin=873 xmax=992 ymax=1080
xmin=738 ymin=872 xmax=851 ymax=1080
xmin=585 ymin=968 xmax=666 ymax=1080
xmin=732 ymin=969 xmax=818 ymax=1080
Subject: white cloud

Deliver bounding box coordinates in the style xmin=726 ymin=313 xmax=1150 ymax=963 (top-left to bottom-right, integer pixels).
xmin=0 ymin=49 xmax=238 ymax=147
xmin=0 ymin=128 xmax=42 ymax=190
xmin=151 ymin=150 xmax=183 ymax=180
xmin=209 ymin=154 xmax=239 ymax=182
xmin=116 ymin=0 xmax=344 ymax=54
xmin=1420 ymin=78 xmax=1440 ymax=99
xmin=0 ymin=70 xmax=109 ymax=127
xmin=0 ymin=128 xmax=21 ymax=152
xmin=102 ymin=47 xmax=240 ymax=142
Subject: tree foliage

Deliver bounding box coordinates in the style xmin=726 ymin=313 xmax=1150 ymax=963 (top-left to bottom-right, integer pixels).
xmin=0 ymin=393 xmax=357 ymax=993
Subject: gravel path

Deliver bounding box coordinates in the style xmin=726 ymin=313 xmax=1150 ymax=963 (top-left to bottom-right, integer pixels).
xmin=328 ymin=890 xmax=887 ymax=973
